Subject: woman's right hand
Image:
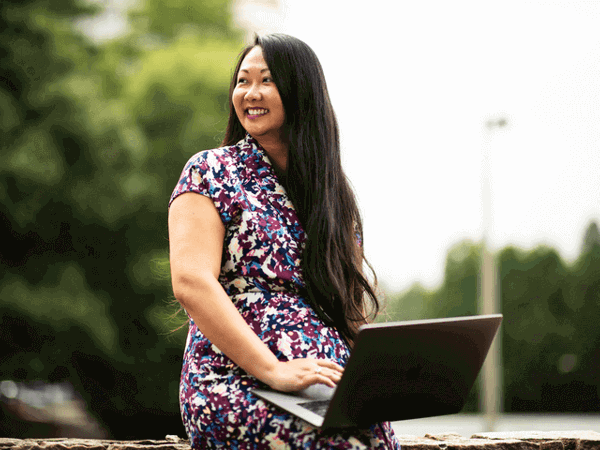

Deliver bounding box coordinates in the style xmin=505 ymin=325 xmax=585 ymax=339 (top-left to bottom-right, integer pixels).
xmin=264 ymin=358 xmax=344 ymax=393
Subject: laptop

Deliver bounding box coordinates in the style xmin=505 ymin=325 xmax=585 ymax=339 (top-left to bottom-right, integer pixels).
xmin=253 ymin=314 xmax=502 ymax=429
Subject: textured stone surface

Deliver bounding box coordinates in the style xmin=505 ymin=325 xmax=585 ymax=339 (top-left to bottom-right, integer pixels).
xmin=0 ymin=439 xmax=189 ymax=450
xmin=473 ymin=430 xmax=600 ymax=450
xmin=393 ymin=433 xmax=538 ymax=449
xmin=1 ymin=432 xmax=599 ymax=450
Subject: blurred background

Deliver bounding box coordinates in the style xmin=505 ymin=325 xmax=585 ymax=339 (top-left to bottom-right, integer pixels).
xmin=1 ymin=0 xmax=599 ymax=439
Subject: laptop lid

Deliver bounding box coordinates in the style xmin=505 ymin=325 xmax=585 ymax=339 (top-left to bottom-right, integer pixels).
xmin=254 ymin=314 xmax=502 ymax=429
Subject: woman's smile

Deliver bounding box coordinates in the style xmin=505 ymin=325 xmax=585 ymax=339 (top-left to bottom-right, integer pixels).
xmin=246 ymin=108 xmax=270 ymax=119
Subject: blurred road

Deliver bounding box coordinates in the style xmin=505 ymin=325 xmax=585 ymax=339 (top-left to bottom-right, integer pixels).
xmin=391 ymin=413 xmax=600 ymax=436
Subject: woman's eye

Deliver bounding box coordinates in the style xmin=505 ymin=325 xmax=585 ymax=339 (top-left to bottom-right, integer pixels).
xmin=237 ymin=78 xmax=247 ymax=84
xmin=263 ymin=77 xmax=273 ymax=83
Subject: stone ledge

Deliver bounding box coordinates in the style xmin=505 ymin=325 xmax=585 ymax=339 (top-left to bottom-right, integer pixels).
xmin=1 ymin=431 xmax=599 ymax=450
xmin=472 ymin=431 xmax=600 ymax=450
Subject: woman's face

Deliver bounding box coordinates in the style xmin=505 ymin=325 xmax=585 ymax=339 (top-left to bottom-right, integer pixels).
xmin=232 ymin=46 xmax=286 ymax=145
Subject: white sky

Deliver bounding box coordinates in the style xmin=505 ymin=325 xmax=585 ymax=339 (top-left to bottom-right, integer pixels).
xmin=263 ymin=1 xmax=600 ymax=292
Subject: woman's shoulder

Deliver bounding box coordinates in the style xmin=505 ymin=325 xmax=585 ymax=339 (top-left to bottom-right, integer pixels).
xmin=179 ymin=144 xmax=245 ymax=187
xmin=184 ymin=144 xmax=240 ymax=170
xmin=170 ymin=143 xmax=243 ymax=209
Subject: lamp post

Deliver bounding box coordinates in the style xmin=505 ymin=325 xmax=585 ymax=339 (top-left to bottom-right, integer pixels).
xmin=480 ymin=117 xmax=506 ymax=431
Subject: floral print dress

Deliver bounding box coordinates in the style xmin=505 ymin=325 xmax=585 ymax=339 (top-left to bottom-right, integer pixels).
xmin=169 ymin=134 xmax=401 ymax=449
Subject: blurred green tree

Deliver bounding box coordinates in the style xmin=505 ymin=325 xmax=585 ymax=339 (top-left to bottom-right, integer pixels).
xmin=499 ymin=245 xmax=570 ymax=411
xmin=1 ymin=0 xmax=243 ymax=438
xmin=380 ymin=240 xmax=480 ymax=323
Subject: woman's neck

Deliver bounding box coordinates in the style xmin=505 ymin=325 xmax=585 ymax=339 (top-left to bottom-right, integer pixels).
xmin=257 ymin=136 xmax=288 ymax=172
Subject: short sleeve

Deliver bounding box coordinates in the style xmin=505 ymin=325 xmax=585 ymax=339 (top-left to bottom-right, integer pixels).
xmin=169 ymin=148 xmax=241 ymax=224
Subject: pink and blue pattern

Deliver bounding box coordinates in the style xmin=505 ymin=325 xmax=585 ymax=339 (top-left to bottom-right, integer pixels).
xmin=170 ymin=135 xmax=400 ymax=449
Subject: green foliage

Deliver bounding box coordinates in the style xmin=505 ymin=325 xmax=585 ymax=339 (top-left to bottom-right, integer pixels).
xmin=1 ymin=264 xmax=117 ymax=354
xmin=501 ymin=225 xmax=600 ymax=412
xmin=381 ymin=240 xmax=481 ymax=323
xmin=1 ymin=0 xmax=243 ymax=438
xmin=129 ymin=0 xmax=236 ymax=40
xmin=378 ymin=282 xmax=433 ymax=322
xmin=382 ymin=222 xmax=600 ymax=413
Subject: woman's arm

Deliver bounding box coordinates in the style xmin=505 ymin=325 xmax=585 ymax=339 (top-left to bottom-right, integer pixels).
xmin=168 ymin=192 xmax=343 ymax=392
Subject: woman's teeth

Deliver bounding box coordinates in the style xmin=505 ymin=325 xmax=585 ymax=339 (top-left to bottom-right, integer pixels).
xmin=248 ymin=109 xmax=268 ymax=116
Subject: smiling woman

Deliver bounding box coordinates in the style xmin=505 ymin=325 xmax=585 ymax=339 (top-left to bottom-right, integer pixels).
xmin=168 ymin=34 xmax=400 ymax=449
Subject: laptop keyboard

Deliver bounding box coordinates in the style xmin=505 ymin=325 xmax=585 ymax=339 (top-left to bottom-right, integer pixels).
xmin=299 ymin=399 xmax=330 ymax=417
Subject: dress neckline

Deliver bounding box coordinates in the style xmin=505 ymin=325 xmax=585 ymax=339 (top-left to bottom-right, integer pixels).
xmin=237 ymin=133 xmax=278 ymax=181
xmin=236 ymin=134 xmax=303 ymax=237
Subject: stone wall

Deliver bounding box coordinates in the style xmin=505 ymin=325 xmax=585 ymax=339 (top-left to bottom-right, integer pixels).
xmin=1 ymin=431 xmax=600 ymax=450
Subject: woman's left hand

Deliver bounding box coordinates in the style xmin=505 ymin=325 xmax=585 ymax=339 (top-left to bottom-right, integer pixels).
xmin=263 ymin=358 xmax=344 ymax=392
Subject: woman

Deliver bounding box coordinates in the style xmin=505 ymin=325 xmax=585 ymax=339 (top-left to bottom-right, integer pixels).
xmin=168 ymin=34 xmax=400 ymax=449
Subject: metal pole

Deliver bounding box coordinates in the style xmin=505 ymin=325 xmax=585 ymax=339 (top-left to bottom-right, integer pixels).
xmin=480 ymin=118 xmax=506 ymax=431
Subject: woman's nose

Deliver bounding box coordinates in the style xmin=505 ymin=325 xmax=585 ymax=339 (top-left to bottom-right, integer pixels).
xmin=245 ymin=83 xmax=261 ymax=101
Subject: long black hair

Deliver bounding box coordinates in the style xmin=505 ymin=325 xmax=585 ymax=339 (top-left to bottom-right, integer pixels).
xmin=223 ymin=34 xmax=379 ymax=344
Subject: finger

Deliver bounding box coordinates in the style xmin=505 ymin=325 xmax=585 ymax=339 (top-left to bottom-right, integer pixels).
xmin=297 ymin=365 xmax=336 ymax=387
xmin=315 ymin=368 xmax=342 ymax=386
xmin=316 ymin=359 xmax=344 ymax=373
xmin=312 ymin=374 xmax=336 ymax=388
xmin=309 ymin=366 xmax=338 ymax=380
xmin=310 ymin=357 xmax=341 ymax=369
